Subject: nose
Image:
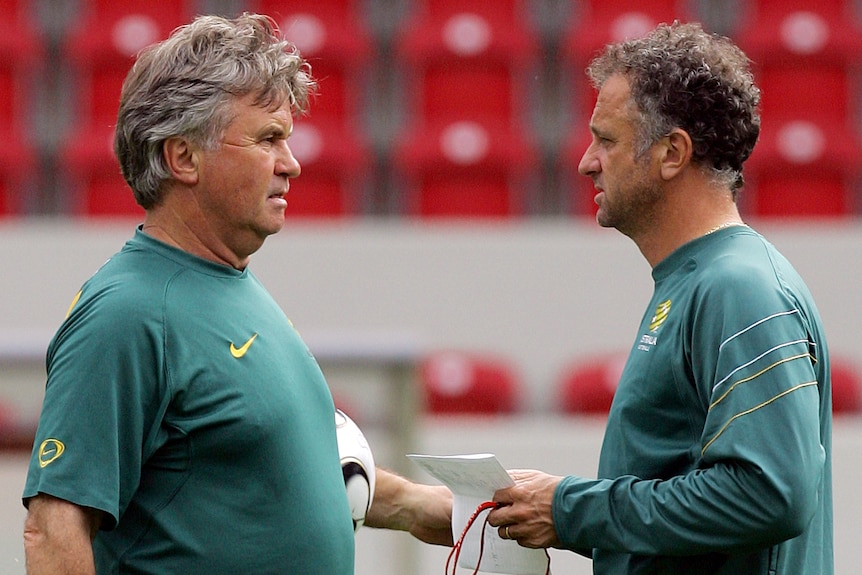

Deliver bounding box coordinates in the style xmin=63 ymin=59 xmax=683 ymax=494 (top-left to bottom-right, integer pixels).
xmin=578 ymin=141 xmax=599 ymax=178
xmin=276 ymin=140 xmax=301 ymax=179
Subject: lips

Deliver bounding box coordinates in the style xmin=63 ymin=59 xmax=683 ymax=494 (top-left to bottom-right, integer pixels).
xmin=593 ymin=186 xmax=604 ymax=206
xmin=268 ymin=188 xmax=287 ymax=199
xmin=267 ymin=190 xmax=287 ymax=208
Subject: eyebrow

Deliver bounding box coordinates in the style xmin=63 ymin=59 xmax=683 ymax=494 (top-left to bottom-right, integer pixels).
xmin=261 ymin=121 xmax=291 ymax=138
xmin=590 ymin=124 xmax=613 ymax=140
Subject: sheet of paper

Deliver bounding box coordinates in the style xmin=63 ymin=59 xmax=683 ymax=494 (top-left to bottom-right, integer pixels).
xmin=408 ymin=453 xmax=549 ymax=575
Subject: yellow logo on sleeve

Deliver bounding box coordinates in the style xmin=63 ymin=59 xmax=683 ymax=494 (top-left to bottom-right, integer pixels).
xmin=649 ymin=299 xmax=672 ymax=332
xmin=230 ymin=333 xmax=258 ymax=358
xmin=38 ymin=439 xmax=65 ymax=468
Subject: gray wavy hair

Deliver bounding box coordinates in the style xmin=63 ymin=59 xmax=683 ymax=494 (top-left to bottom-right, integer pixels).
xmin=587 ymin=21 xmax=760 ymax=194
xmin=114 ymin=13 xmax=316 ymax=209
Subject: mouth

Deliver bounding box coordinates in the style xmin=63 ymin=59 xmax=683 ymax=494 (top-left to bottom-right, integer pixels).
xmin=267 ymin=190 xmax=287 ymax=207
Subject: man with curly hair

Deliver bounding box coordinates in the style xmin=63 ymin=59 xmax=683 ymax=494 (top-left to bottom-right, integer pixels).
xmin=488 ymin=22 xmax=833 ymax=575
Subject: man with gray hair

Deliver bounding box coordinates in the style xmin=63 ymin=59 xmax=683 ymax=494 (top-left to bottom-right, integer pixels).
xmin=488 ymin=21 xmax=833 ymax=575
xmin=22 ymin=13 xmax=451 ymax=575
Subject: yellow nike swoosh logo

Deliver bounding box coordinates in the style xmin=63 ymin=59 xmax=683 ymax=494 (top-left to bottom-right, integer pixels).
xmin=230 ymin=333 xmax=258 ymax=358
xmin=38 ymin=439 xmax=65 ymax=468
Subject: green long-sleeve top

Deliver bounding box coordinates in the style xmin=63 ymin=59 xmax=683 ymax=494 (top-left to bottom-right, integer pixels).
xmin=554 ymin=226 xmax=833 ymax=574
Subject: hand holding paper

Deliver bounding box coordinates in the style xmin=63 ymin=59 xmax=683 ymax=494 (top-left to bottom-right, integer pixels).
xmin=408 ymin=453 xmax=550 ymax=575
xmin=486 ymin=469 xmax=564 ymax=550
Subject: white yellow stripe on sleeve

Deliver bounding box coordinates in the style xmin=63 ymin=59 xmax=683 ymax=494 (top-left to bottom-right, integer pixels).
xmin=702 ymin=309 xmax=818 ymax=456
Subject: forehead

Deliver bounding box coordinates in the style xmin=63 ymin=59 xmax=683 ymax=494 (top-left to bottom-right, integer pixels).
xmin=225 ymin=92 xmax=293 ymax=129
xmin=591 ymin=74 xmax=635 ymax=130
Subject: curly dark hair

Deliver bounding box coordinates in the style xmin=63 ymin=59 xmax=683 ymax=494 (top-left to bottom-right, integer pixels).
xmin=587 ymin=21 xmax=760 ymax=194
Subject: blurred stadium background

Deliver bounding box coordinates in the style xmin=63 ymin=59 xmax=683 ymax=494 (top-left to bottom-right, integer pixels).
xmin=1 ymin=1 xmax=861 ymax=574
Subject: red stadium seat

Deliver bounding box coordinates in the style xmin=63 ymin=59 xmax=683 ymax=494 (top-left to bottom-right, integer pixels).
xmin=744 ymin=116 xmax=860 ymax=217
xmin=0 ymin=0 xmax=42 ymax=215
xmin=744 ymin=172 xmax=857 ymax=218
xmin=420 ymin=350 xmax=522 ymax=415
xmin=284 ymin=119 xmax=371 ymax=217
xmin=743 ymin=130 xmax=859 ymax=218
xmin=395 ymin=0 xmax=539 ymax=127
xmin=758 ymin=66 xmax=856 ymax=127
xmin=557 ymin=353 xmax=627 ymax=414
xmin=394 ymin=119 xmax=539 ymax=217
xmin=391 ymin=1 xmax=543 ymax=218
xmin=733 ymin=0 xmax=862 ymax=67
xmin=831 ymin=355 xmax=862 ymax=414
xmin=732 ymin=1 xmax=862 ymax=216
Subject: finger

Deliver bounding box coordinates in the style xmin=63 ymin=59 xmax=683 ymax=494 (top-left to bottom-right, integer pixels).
xmin=486 ymin=506 xmax=511 ymax=528
xmin=492 ymin=487 xmax=515 ymax=505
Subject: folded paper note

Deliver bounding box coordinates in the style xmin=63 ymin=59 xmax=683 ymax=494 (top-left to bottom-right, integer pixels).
xmin=408 ymin=453 xmax=550 ymax=575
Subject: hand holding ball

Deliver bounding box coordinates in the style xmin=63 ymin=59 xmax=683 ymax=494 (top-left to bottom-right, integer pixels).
xmin=335 ymin=409 xmax=376 ymax=532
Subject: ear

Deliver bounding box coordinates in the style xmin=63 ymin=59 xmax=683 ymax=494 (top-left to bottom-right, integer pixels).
xmin=163 ymin=136 xmax=200 ymax=186
xmin=658 ymin=128 xmax=693 ymax=181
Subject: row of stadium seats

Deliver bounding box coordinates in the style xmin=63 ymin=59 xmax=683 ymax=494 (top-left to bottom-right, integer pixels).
xmin=418 ymin=349 xmax=862 ymax=416
xmin=1 ymin=0 xmax=861 ymax=218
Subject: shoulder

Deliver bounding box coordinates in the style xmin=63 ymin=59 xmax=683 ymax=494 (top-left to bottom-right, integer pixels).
xmin=682 ymin=230 xmax=808 ymax=327
xmin=53 ymin=243 xmax=196 ymax=354
xmin=76 ymin=249 xmax=185 ymax=318
xmin=695 ymin=230 xmax=786 ymax=291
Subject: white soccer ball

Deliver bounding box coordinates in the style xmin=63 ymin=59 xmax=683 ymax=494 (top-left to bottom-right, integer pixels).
xmin=335 ymin=409 xmax=376 ymax=531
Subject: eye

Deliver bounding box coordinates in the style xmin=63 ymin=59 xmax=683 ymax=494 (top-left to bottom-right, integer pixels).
xmin=262 ymin=130 xmax=287 ymax=145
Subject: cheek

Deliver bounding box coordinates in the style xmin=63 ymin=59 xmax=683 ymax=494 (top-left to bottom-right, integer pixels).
xmin=219 ymin=160 xmax=270 ymax=199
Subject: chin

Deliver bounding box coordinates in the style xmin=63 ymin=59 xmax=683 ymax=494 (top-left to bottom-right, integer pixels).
xmin=594 ymin=204 xmax=610 ymax=227
xmin=259 ymin=214 xmax=286 ymax=237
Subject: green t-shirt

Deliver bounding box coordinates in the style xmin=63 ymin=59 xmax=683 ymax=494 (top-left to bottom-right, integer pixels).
xmin=553 ymin=226 xmax=833 ymax=574
xmin=24 ymin=229 xmax=355 ymax=575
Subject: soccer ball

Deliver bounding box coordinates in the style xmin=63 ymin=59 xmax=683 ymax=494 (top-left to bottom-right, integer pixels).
xmin=335 ymin=409 xmax=376 ymax=531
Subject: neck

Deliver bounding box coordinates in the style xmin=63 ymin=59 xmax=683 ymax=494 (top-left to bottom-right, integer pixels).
xmin=141 ymin=209 xmax=249 ymax=270
xmin=632 ymin=181 xmax=743 ymax=268
xmin=141 ymin=223 xmax=181 ymax=249
xmin=703 ymin=220 xmax=747 ymax=236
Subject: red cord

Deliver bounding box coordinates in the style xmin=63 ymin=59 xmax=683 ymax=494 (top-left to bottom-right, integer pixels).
xmin=445 ymin=501 xmax=551 ymax=575
xmin=446 ymin=501 xmax=497 ymax=575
